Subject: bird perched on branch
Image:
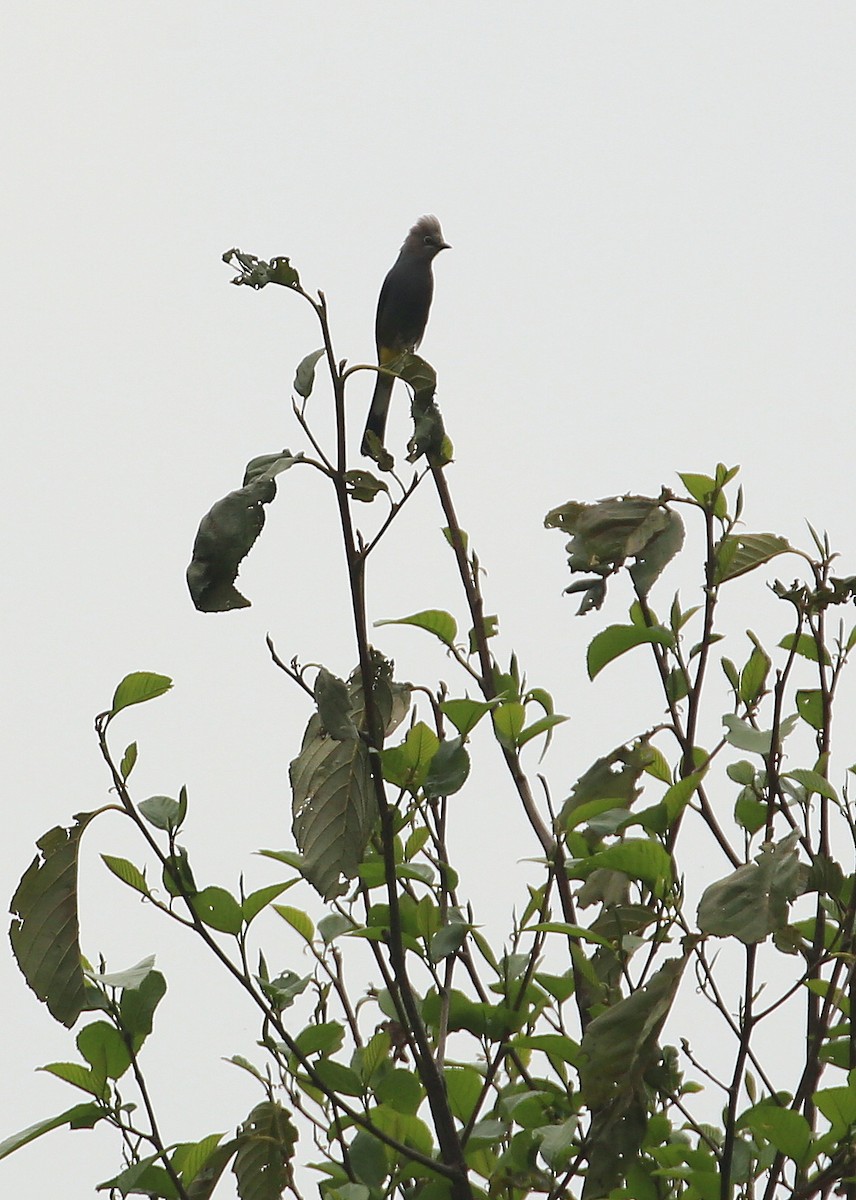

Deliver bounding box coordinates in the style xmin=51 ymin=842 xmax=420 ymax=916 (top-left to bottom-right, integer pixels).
xmin=361 ymin=215 xmax=450 ymax=455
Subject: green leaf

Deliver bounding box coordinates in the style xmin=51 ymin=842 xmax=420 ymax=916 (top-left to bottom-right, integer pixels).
xmin=120 ymin=742 xmax=138 ymax=780
xmin=0 ymin=1103 xmax=104 ymax=1161
xmin=39 ymin=1061 xmax=108 ymax=1100
xmin=77 ymin=1021 xmax=132 ymax=1081
xmin=444 ymin=1066 xmax=484 ymax=1124
xmin=697 ymin=832 xmax=801 ymax=944
xmin=714 ymin=533 xmax=792 ymax=583
xmin=294 ymin=1022 xmax=345 ymax=1057
xmin=290 ymin=713 xmax=376 ymax=900
xmin=241 ymin=882 xmax=295 ymax=924
xmin=581 ymin=839 xmax=673 ymax=889
xmin=587 ymin=624 xmax=673 ymax=680
xmin=424 ymin=736 xmax=470 ymax=798
xmin=740 ymin=644 xmax=771 ymax=706
xmin=162 ymin=847 xmax=197 ymax=898
xmin=138 ymin=795 xmax=183 ymax=831
xmin=293 ymin=348 xmax=324 ymax=398
xmin=233 ymin=1102 xmax=297 ymax=1200
xmin=376 ymin=609 xmax=457 ymax=647
xmin=741 ymin=1105 xmax=811 ymax=1163
xmin=348 ymin=1132 xmax=387 ymax=1189
xmin=375 ymin=1068 xmax=424 ymax=1115
xmin=380 ymin=722 xmax=440 ymax=791
xmin=512 ymin=1034 xmax=581 ymax=1067
xmin=518 ymin=713 xmax=569 ymax=750
xmin=779 ymin=632 xmax=830 ymax=665
xmin=97 ymin=1155 xmax=179 ymax=1198
xmin=735 ymin=791 xmax=767 ymax=834
xmin=796 ymin=689 xmax=825 ymax=730
xmin=492 ymin=701 xmax=526 ymax=750
xmin=311 ymin=1058 xmax=364 ymax=1097
xmin=119 ymin=970 xmax=167 ymax=1046
xmin=813 ymin=1085 xmax=856 ymax=1134
xmin=191 ymin=887 xmax=244 ymax=935
xmin=678 ymin=472 xmax=725 ymax=516
xmin=440 ymin=697 xmax=496 ymax=735
xmin=186 ymin=475 xmax=277 ymax=612
xmin=784 ymin=770 xmax=838 ymax=802
xmin=273 ymin=904 xmax=315 ymax=943
xmin=101 ymin=854 xmax=149 ymax=896
xmin=10 ymin=813 xmax=95 ymax=1027
xmin=86 ymin=955 xmax=157 ymax=991
xmin=110 ymin=672 xmax=172 ymax=717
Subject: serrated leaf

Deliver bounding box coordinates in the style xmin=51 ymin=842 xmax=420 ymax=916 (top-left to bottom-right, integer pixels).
xmin=290 ymin=714 xmax=376 ymax=900
xmin=0 ymin=1103 xmax=104 ymax=1162
xmin=779 ymin=632 xmax=830 ymax=665
xmin=293 ymin=348 xmax=324 ymax=398
xmin=110 ymin=673 xmax=172 ymax=717
xmin=376 ymin=609 xmax=457 ymax=647
xmin=10 ymin=813 xmax=95 ymax=1027
xmin=38 ymin=1061 xmax=108 ymax=1100
xmin=714 ymin=533 xmax=792 ymax=583
xmin=492 ymin=701 xmax=526 ymax=750
xmin=102 ymin=855 xmax=149 ymax=896
xmin=587 ymin=624 xmax=673 ymax=680
xmin=785 ymin=769 xmax=838 ymax=801
xmin=273 ymin=904 xmax=315 ymax=943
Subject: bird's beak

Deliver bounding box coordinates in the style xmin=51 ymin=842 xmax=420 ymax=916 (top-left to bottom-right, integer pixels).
xmin=439 ymin=241 xmax=451 ymax=251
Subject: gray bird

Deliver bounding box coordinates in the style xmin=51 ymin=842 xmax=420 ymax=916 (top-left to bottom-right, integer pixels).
xmin=361 ymin=215 xmax=450 ymax=455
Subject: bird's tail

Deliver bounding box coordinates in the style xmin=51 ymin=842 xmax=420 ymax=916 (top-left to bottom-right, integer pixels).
xmin=361 ymin=371 xmax=394 ymax=456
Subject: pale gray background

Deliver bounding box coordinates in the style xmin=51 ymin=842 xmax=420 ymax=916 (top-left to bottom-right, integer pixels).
xmin=3 ymin=3 xmax=855 ymax=1196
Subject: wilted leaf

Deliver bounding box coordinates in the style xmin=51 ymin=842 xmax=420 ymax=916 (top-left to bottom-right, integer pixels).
xmin=10 ymin=814 xmax=96 ymax=1027
xmin=186 ymin=476 xmax=277 ymax=612
xmin=232 ymin=1101 xmax=297 ymax=1200
xmin=293 ymin=348 xmax=324 ymax=398
xmin=580 ymin=957 xmax=688 ymax=1106
xmin=697 ymin=831 xmax=802 ymax=944
xmin=290 ymin=715 xmax=377 ymax=900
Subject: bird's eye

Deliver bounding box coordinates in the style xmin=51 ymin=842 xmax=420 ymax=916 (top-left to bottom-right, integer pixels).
xmin=423 ymin=235 xmax=434 ymax=246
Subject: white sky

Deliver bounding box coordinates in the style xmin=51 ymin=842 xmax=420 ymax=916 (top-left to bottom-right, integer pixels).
xmin=3 ymin=4 xmax=856 ymax=1196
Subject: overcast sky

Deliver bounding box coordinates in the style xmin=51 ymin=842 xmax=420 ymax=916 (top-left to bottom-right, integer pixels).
xmin=3 ymin=4 xmax=856 ymax=1196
